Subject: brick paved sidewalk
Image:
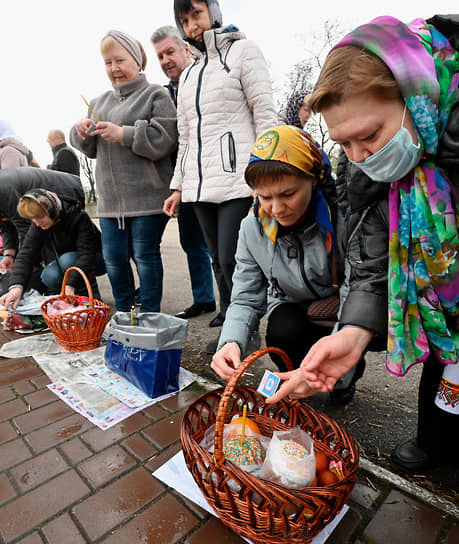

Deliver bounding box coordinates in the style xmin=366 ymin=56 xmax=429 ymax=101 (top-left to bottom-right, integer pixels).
xmin=0 ymin=327 xmax=457 ymax=544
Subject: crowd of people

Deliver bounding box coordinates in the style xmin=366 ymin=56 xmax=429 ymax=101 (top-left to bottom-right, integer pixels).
xmin=0 ymin=1 xmax=457 ymax=475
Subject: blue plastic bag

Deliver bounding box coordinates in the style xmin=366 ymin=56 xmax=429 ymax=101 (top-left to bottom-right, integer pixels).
xmin=104 ymin=312 xmax=188 ymax=399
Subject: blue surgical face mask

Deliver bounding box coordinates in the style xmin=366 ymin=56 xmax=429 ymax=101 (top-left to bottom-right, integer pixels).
xmin=349 ymin=105 xmax=422 ymax=182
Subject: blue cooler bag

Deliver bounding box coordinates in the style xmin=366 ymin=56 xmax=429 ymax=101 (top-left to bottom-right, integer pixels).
xmin=104 ymin=312 xmax=188 ymax=398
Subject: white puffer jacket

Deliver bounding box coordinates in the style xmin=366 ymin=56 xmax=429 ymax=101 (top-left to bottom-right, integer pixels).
xmin=170 ymin=25 xmax=278 ymax=203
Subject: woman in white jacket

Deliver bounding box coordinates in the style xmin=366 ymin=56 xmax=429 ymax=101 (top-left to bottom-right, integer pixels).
xmin=163 ymin=0 xmax=278 ymax=339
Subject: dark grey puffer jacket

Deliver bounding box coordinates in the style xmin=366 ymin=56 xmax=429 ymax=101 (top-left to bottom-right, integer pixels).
xmin=335 ymin=154 xmax=389 ymax=349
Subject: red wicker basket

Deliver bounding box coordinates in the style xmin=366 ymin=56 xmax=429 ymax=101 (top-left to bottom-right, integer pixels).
xmin=40 ymin=266 xmax=110 ymax=352
xmin=181 ymin=347 xmax=359 ymax=544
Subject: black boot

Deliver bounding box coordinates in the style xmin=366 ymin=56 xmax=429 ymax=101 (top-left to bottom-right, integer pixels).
xmin=209 ymin=313 xmax=224 ymax=327
xmin=390 ymin=438 xmax=434 ymax=472
xmin=175 ymin=301 xmax=216 ymax=319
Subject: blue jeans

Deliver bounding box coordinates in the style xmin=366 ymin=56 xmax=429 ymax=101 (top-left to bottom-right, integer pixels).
xmin=99 ymin=215 xmax=169 ymax=312
xmin=40 ymin=252 xmax=106 ymax=293
xmin=177 ymin=202 xmax=214 ymax=304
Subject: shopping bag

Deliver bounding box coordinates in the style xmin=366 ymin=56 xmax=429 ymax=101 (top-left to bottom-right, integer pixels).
xmin=104 ymin=312 xmax=188 ymax=398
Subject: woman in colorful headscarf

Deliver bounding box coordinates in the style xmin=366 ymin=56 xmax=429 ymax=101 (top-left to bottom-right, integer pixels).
xmin=210 ymin=125 xmax=359 ymax=396
xmin=70 ymin=30 xmax=177 ymax=313
xmin=268 ymin=15 xmax=459 ymax=472
xmin=0 ymin=189 xmax=104 ymax=309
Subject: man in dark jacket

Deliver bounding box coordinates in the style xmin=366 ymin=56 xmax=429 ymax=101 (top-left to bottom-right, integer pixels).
xmin=0 ymin=190 xmax=104 ymax=309
xmin=151 ymin=25 xmax=216 ymax=321
xmin=0 ymin=167 xmax=85 ymax=272
xmin=47 ymin=129 xmax=80 ymax=176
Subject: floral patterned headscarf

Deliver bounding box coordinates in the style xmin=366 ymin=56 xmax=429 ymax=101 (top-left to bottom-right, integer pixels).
xmin=336 ymin=16 xmax=459 ymax=375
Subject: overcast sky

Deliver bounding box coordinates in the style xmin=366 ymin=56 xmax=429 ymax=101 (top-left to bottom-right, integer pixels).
xmin=2 ymin=1 xmax=457 ymax=169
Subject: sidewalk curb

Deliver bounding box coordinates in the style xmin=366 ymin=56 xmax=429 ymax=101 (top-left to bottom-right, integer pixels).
xmin=193 ymin=373 xmax=458 ymax=521
xmin=359 ymin=457 xmax=459 ymax=520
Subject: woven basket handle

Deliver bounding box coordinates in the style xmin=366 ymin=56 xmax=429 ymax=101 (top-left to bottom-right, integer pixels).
xmin=60 ymin=266 xmax=94 ymax=308
xmin=213 ymin=347 xmax=294 ymax=466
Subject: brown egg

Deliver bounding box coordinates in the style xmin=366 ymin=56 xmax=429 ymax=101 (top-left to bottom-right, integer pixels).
xmin=311 ymin=474 xmax=318 ymax=487
xmin=318 ymin=470 xmax=339 ymax=486
xmin=315 ymin=451 xmax=329 ymax=473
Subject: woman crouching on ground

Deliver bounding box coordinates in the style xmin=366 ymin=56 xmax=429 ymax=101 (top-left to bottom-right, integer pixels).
xmin=211 ymin=125 xmax=364 ymax=404
xmin=0 ymin=189 xmax=104 ymax=309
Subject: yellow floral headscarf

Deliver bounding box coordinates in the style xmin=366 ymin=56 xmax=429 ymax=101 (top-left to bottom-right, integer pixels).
xmin=249 ymin=125 xmax=324 ymax=179
xmin=249 ymin=126 xmax=333 ymax=249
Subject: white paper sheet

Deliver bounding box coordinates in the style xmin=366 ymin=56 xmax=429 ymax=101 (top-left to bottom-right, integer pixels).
xmin=153 ymin=451 xmax=349 ymax=544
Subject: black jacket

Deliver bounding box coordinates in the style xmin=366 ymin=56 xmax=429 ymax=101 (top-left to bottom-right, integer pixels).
xmin=9 ymin=197 xmax=101 ymax=292
xmin=335 ymin=14 xmax=459 ymax=348
xmin=0 ymin=167 xmax=85 ymax=252
xmin=48 ymin=143 xmax=80 ymax=176
xmin=335 ymin=153 xmax=389 ymax=348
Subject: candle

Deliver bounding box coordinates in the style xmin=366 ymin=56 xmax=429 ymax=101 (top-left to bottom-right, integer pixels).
xmin=81 ymin=94 xmax=100 ymax=123
xmin=240 ymin=404 xmax=247 ymax=446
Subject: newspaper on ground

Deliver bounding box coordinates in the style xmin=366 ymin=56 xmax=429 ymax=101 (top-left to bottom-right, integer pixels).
xmin=84 ymin=362 xmax=157 ymax=408
xmin=49 ymin=367 xmax=197 ymax=430
xmin=0 ymin=334 xmax=197 ymax=430
xmin=0 ymin=332 xmax=64 ymax=358
xmin=153 ymin=451 xmax=349 ymax=544
xmin=34 ymin=346 xmax=106 ymax=383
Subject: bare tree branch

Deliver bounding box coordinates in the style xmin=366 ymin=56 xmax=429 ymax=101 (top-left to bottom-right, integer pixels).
xmin=79 ymin=154 xmax=97 ymax=203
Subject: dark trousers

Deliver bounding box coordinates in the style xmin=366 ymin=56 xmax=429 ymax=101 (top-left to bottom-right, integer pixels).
xmin=193 ymin=197 xmax=252 ymax=317
xmin=177 ymin=202 xmax=214 ymax=304
xmin=265 ymin=303 xmax=333 ymax=372
xmin=417 ymin=353 xmax=459 ymax=465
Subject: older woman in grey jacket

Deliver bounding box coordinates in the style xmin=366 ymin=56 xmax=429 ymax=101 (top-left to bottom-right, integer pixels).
xmin=71 ymin=30 xmax=177 ymax=313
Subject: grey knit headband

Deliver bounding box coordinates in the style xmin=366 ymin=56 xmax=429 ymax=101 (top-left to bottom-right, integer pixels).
xmin=103 ymin=30 xmax=143 ymax=68
xmin=20 ymin=189 xmax=62 ymax=220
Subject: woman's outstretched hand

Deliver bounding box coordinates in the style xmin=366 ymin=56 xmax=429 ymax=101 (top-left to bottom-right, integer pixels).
xmin=301 ymin=327 xmax=373 ymax=391
xmin=265 ymin=367 xmax=318 ymax=404
xmin=0 ymin=287 xmax=23 ymax=310
xmin=265 ymin=327 xmax=373 ymax=404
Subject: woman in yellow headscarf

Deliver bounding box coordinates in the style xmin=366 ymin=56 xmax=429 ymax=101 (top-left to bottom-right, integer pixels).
xmin=210 ymin=125 xmax=361 ymax=402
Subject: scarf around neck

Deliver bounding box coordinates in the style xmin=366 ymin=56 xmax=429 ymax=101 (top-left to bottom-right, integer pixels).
xmin=336 ymin=16 xmax=459 ymax=375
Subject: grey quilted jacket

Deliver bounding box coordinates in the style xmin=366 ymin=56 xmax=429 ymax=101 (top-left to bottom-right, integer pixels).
xmin=218 ymin=203 xmax=338 ymax=353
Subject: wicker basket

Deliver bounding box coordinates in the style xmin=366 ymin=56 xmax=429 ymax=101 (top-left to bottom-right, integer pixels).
xmin=181 ymin=347 xmax=359 ymax=544
xmin=40 ymin=266 xmax=110 ymax=352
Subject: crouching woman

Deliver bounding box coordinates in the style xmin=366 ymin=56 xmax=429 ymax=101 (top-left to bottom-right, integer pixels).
xmin=211 ymin=125 xmax=357 ymax=400
xmin=0 ymin=189 xmax=105 ymax=309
